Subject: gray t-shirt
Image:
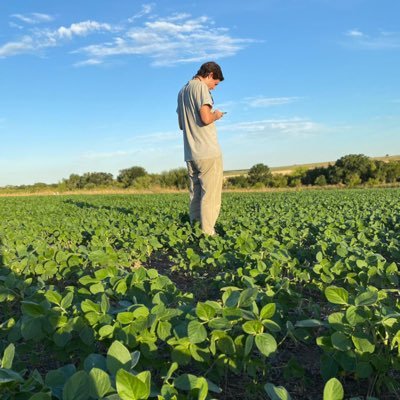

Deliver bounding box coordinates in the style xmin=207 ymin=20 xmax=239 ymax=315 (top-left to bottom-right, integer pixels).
xmin=177 ymin=79 xmax=222 ymax=161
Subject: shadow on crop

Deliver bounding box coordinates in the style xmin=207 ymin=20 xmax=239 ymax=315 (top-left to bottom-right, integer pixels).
xmin=63 ymin=199 xmax=135 ymax=216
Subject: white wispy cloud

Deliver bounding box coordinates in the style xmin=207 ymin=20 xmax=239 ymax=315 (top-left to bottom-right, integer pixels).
xmin=0 ymin=36 xmax=36 ymax=57
xmin=128 ymin=3 xmax=155 ymax=22
xmin=0 ymin=20 xmax=114 ymax=58
xmin=220 ymin=118 xmax=324 ymax=138
xmin=244 ymin=96 xmax=300 ymax=107
xmin=76 ymin=14 xmax=255 ymax=66
xmin=11 ymin=13 xmax=54 ymax=24
xmin=346 ymin=29 xmax=364 ymax=38
xmin=344 ymin=29 xmax=400 ymax=49
xmin=1 ymin=7 xmax=255 ymax=65
xmin=57 ymin=21 xmax=113 ymax=39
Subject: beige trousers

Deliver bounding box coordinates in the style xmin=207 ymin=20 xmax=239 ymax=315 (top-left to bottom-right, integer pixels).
xmin=186 ymin=156 xmax=223 ymax=235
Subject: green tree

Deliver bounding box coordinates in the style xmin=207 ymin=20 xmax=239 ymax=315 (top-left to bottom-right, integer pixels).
xmin=63 ymin=173 xmax=84 ymax=189
xmin=288 ymin=167 xmax=307 ymax=187
xmin=248 ymin=163 xmax=272 ymax=186
xmin=314 ymin=175 xmax=327 ymax=186
xmin=270 ymin=174 xmax=288 ymax=188
xmin=117 ymin=166 xmax=147 ymax=188
xmin=159 ymin=168 xmax=189 ymax=189
xmin=81 ymin=172 xmax=114 ymax=187
xmin=334 ymin=154 xmax=373 ymax=183
xmin=225 ymin=175 xmax=250 ymax=188
xmin=369 ymin=160 xmax=387 ymax=183
xmin=383 ymin=161 xmax=400 ymax=183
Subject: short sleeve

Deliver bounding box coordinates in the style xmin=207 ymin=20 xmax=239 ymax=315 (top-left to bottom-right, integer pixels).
xmin=195 ymin=82 xmax=213 ymax=110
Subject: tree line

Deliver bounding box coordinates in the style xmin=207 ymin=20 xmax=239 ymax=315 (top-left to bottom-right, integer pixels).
xmin=226 ymin=154 xmax=400 ymax=188
xmin=2 ymin=154 xmax=400 ymax=193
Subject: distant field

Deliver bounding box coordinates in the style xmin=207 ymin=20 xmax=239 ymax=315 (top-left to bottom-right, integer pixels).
xmin=223 ymin=154 xmax=400 ymax=177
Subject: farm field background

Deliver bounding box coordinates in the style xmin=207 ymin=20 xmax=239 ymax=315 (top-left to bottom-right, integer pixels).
xmin=0 ymin=189 xmax=399 ymax=399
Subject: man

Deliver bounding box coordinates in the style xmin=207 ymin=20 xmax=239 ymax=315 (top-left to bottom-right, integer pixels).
xmin=177 ymin=61 xmax=225 ymax=235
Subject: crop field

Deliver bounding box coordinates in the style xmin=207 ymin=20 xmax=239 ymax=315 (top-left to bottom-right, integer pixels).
xmin=0 ymin=189 xmax=399 ymax=400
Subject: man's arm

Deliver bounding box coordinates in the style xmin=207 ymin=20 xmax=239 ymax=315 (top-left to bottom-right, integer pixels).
xmin=200 ymin=105 xmax=223 ymax=125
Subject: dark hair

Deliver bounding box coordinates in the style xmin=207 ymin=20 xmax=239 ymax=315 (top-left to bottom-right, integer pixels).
xmin=196 ymin=61 xmax=224 ymax=81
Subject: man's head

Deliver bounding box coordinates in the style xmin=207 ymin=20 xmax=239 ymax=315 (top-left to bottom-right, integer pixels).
xmin=196 ymin=61 xmax=224 ymax=90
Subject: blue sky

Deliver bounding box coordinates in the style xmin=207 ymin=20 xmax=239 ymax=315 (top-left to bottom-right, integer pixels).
xmin=1 ymin=0 xmax=400 ymax=186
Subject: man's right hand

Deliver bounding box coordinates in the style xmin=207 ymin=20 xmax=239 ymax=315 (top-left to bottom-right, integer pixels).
xmin=213 ymin=109 xmax=224 ymax=121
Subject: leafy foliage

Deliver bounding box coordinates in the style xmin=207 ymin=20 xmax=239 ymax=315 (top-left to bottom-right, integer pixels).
xmin=0 ymin=189 xmax=399 ymax=398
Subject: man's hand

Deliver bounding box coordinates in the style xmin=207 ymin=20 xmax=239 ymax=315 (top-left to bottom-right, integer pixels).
xmin=213 ymin=109 xmax=224 ymax=121
xmin=200 ymin=105 xmax=224 ymax=125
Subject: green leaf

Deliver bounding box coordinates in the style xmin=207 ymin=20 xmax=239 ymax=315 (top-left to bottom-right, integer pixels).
xmin=351 ymin=333 xmax=375 ymax=354
xmin=264 ymin=382 xmax=292 ymax=400
xmin=45 ymin=365 xmax=76 ymax=399
xmin=331 ymin=332 xmax=352 ymax=351
xmin=90 ymin=282 xmax=105 ymax=294
xmin=255 ymin=333 xmax=277 ymax=357
xmin=21 ymin=301 xmax=46 ymax=317
xmin=165 ymin=362 xmax=178 ymax=382
xmin=45 ymin=290 xmax=62 ymax=306
xmin=187 ymin=320 xmax=207 ymax=344
xmin=157 ymin=320 xmax=172 ymax=341
xmin=116 ymin=369 xmax=150 ymax=400
xmin=263 ymin=320 xmax=281 ymax=332
xmin=62 ymin=371 xmax=90 ymax=400
xmin=196 ymin=302 xmax=216 ymax=321
xmin=244 ymin=335 xmax=254 ymax=357
xmin=84 ymin=354 xmax=107 ymax=372
xmin=117 ymin=312 xmax=134 ymax=325
xmin=61 ymin=292 xmax=74 ymax=310
xmin=224 ymin=290 xmax=241 ymax=308
xmin=107 ymin=341 xmax=132 ymax=375
xmin=325 ymin=286 xmax=349 ymax=305
xmin=208 ymin=317 xmax=230 ymax=330
xmin=345 ymin=306 xmax=367 ymax=326
xmin=174 ymin=373 xmax=198 ymax=390
xmin=81 ymin=299 xmax=100 ymax=314
xmin=89 ymin=368 xmax=112 ymax=398
xmin=323 ymin=378 xmax=344 ymax=400
xmin=295 ymin=319 xmax=324 ymax=328
xmin=354 ymin=291 xmax=378 ymax=306
xmin=171 ymin=345 xmax=191 ymax=365
xmin=217 ymin=336 xmax=236 ymax=355
xmin=99 ymin=325 xmax=114 ymax=338
xmin=101 ymin=294 xmax=110 ymax=314
xmin=196 ymin=377 xmax=208 ymax=400
xmin=0 ymin=368 xmax=24 ymax=384
xmin=336 ymin=245 xmax=348 ymax=257
xmin=238 ymin=288 xmax=258 ymax=308
xmin=260 ymin=303 xmax=276 ymax=319
xmin=1 ymin=343 xmax=15 ymax=369
xmin=242 ymin=320 xmax=264 ymax=335
xmin=131 ymin=351 xmax=140 ymax=369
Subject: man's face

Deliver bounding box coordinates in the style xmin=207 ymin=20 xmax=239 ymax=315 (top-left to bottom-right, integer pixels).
xmin=205 ymin=73 xmax=220 ymax=91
